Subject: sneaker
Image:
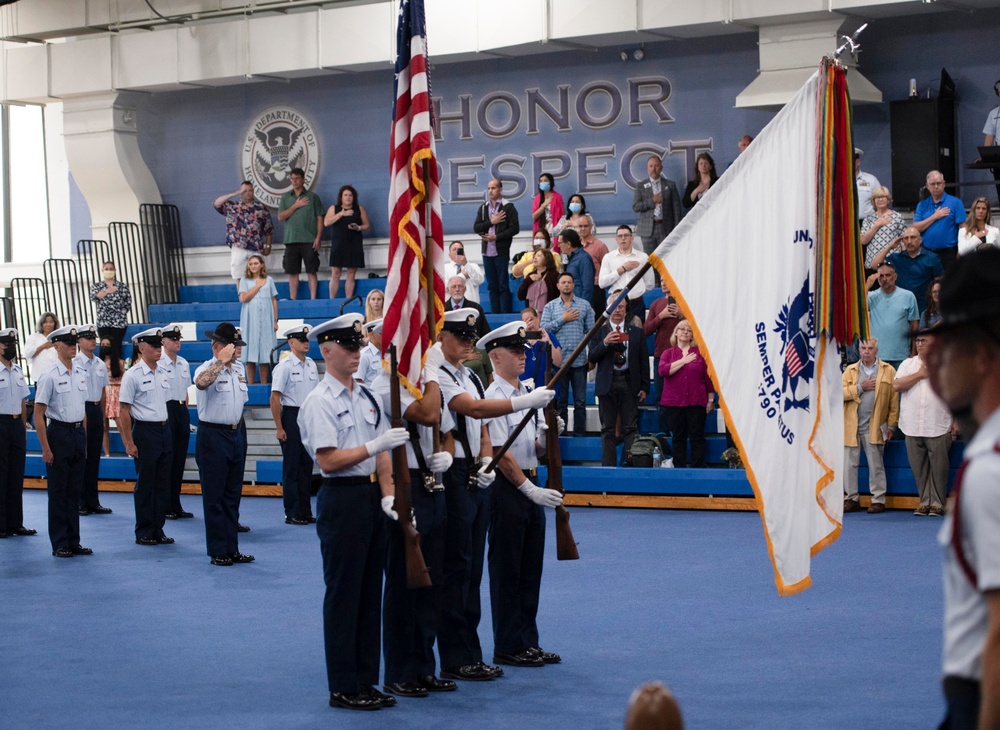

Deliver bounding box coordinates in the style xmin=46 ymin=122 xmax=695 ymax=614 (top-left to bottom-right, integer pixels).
xmin=929 ymin=506 xmax=946 ymax=516
xmin=913 ymin=506 xmax=930 ymax=516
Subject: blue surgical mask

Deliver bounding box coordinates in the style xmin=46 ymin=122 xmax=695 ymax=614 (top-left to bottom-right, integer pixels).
xmin=539 ymin=182 xmax=551 ymax=192
xmin=568 ymin=202 xmax=582 ymax=214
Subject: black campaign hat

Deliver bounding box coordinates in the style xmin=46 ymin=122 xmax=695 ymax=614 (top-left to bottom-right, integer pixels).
xmin=919 ymin=248 xmax=1000 ymax=335
xmin=204 ymin=322 xmax=247 ymax=347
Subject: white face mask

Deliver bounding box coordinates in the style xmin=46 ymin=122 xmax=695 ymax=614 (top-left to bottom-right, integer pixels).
xmin=103 ymin=270 xmax=116 ymax=280
xmin=533 ymin=238 xmax=547 ymax=246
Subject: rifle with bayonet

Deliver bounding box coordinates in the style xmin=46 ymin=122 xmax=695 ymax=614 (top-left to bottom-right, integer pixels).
xmin=545 ymin=343 xmax=579 ymax=561
xmin=388 ymin=344 xmax=432 ymax=589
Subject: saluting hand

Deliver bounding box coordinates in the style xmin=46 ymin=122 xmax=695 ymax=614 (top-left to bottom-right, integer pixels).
xmin=219 ymin=344 xmax=237 ymax=364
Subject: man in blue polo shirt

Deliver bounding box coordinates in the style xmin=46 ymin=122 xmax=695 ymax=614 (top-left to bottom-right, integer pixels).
xmin=885 ymin=227 xmax=944 ymax=314
xmin=912 ymin=170 xmax=964 ymax=272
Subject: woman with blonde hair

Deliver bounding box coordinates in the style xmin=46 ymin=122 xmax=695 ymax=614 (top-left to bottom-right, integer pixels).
xmin=860 ymin=186 xmax=905 ymax=275
xmin=658 ymin=319 xmax=715 ymax=468
xmin=364 ymin=289 xmax=384 ymax=323
xmin=958 ymin=196 xmax=999 ymax=255
xmin=238 ymin=253 xmax=278 ymax=384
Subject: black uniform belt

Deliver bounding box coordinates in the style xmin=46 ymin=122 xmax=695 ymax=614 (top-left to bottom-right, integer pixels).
xmin=454 ymin=456 xmax=481 ymax=464
xmin=134 ymin=418 xmax=168 ymax=426
xmin=48 ymin=418 xmax=83 ymax=428
xmin=282 ymin=406 xmax=300 ymax=412
xmin=524 ymin=467 xmax=538 ymax=477
xmin=88 ymin=400 xmax=101 ymax=407
xmin=2 ymin=413 xmax=20 ymax=420
xmin=201 ymin=420 xmax=243 ymax=430
xmin=323 ymin=474 xmax=378 ymax=486
xmin=169 ymin=399 xmax=186 ymax=405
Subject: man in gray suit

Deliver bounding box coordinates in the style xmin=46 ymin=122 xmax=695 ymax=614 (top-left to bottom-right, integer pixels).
xmin=631 ymin=156 xmax=681 ymax=254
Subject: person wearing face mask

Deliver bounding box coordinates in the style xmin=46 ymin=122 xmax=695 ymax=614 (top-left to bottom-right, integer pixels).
xmin=530 ymin=173 xmax=564 ymax=236
xmin=90 ymin=261 xmax=132 ymax=368
xmin=511 ymin=229 xmax=561 ymax=280
xmin=554 ymin=194 xmax=589 ymax=238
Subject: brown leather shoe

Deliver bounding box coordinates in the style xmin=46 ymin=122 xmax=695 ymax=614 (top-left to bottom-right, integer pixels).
xmin=843 ymin=499 xmax=861 ymax=513
xmin=867 ymin=502 xmax=886 ymax=514
xmin=913 ymin=506 xmax=930 ymax=516
xmin=929 ymin=506 xmax=946 ymax=516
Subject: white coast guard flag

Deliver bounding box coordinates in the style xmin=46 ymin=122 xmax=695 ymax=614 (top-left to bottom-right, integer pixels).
xmin=649 ymin=72 xmax=843 ymax=595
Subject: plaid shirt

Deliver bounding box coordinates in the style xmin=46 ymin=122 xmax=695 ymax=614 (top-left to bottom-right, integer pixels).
xmin=217 ymin=200 xmax=274 ymax=251
xmin=540 ymin=295 xmax=594 ymax=356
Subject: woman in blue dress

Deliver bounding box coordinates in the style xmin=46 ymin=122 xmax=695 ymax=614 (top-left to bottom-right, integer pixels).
xmin=238 ymin=254 xmax=278 ymax=384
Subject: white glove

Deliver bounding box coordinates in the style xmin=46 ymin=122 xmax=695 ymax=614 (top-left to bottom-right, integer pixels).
xmin=427 ymin=451 xmax=453 ymax=473
xmin=517 ymin=479 xmax=563 ymax=508
xmin=476 ymin=457 xmax=496 ymax=488
xmin=537 ymin=415 xmax=565 ymax=435
xmin=423 ymin=343 xmax=446 ymax=384
xmin=556 ymin=416 xmax=565 ymax=435
xmin=366 ymin=427 xmax=409 ymax=456
xmin=511 ymin=387 xmax=554 ymax=412
xmin=381 ymin=495 xmax=399 ymax=521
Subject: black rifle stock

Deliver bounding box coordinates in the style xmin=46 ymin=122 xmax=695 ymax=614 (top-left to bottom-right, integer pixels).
xmin=388 ymin=345 xmax=432 ymax=589
xmin=545 ymin=344 xmax=579 ymax=561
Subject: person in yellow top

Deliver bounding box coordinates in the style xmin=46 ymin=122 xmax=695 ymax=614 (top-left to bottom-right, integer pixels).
xmin=511 ymin=228 xmax=562 ymax=279
xmin=843 ymin=337 xmax=899 ymax=514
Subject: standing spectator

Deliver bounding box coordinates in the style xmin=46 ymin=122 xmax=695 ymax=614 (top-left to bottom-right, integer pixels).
xmin=632 ymin=155 xmax=681 ymax=253
xmin=957 ymin=196 xmax=999 ymax=255
xmin=920 ymin=279 xmax=943 ymax=331
xmin=0 ymin=328 xmax=34 ymax=539
xmin=445 ymin=241 xmax=485 ymax=303
xmin=557 ymin=228 xmax=595 ymax=304
xmin=521 ymin=307 xmax=562 ymax=388
xmin=530 ymin=172 xmax=564 ymax=236
xmin=894 ymin=333 xmax=955 ymax=516
xmin=842 ymin=338 xmax=898 ymax=514
xmin=737 ymin=135 xmax=753 ymax=155
xmin=325 ymin=184 xmax=370 ymax=300
xmin=473 ymin=178 xmax=519 ymax=314
xmin=33 ymin=325 xmax=92 ymax=558
xmin=913 ymin=170 xmax=964 ymax=271
xmin=213 ymin=181 xmax=274 ymax=280
xmin=73 ymin=324 xmax=111 ymax=516
xmin=517 ymin=248 xmax=559 ymax=313
xmin=512 ymin=229 xmax=560 ymax=279
xmin=270 ymin=324 xmax=319 ymax=525
xmin=658 ymin=320 xmax=715 ymax=468
xmin=854 ymin=148 xmax=881 ymax=223
xmin=599 ymin=225 xmax=654 ymax=323
xmin=979 ymin=77 xmax=1000 ymax=203
xmin=577 ymin=214 xmax=610 ymax=314
xmin=867 ymin=262 xmax=919 ymax=370
xmin=118 ymin=327 xmax=174 ymax=547
xmin=238 ymin=254 xmax=278 ymax=385
xmin=589 ymin=292 xmax=649 ymax=466
xmin=860 ymin=186 xmax=906 ymax=275
xmin=555 ymin=193 xmax=590 ymax=237
xmin=23 ymin=312 xmax=59 ymax=382
xmin=682 ymin=152 xmax=718 ymax=210
xmin=644 ymin=280 xmax=683 ymax=433
xmin=101 ymin=342 xmax=124 ymax=456
xmin=159 ymin=325 xmax=194 ymax=521
xmin=540 ymin=272 xmax=595 ymax=436
xmin=365 ymin=289 xmax=384 ymax=324
xmin=278 ymin=167 xmax=324 ymax=300
xmin=90 ymin=261 xmax=132 ymax=367
xmin=878 ymin=227 xmax=944 ymax=314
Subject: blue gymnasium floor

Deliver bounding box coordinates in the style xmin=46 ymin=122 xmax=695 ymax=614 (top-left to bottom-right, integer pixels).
xmin=0 ymin=491 xmax=943 ymax=729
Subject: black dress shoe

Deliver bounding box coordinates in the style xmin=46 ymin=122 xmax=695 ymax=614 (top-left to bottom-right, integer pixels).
xmin=52 ymin=547 xmax=74 ymax=558
xmin=493 ymin=650 xmax=544 ymax=667
xmin=229 ymin=552 xmax=255 ymax=563
xmin=0 ymin=531 xmax=7 ymax=538
xmin=12 ymin=527 xmax=37 ymax=536
xmin=477 ymin=662 xmax=504 ymax=678
xmin=329 ymin=691 xmax=380 ymax=711
xmin=415 ymin=675 xmax=457 ymax=692
xmin=306 ymin=515 xmax=317 ymax=523
xmin=441 ymin=664 xmax=496 ymax=682
xmin=382 ymin=682 xmax=429 ymax=698
xmin=210 ymin=555 xmax=233 ymax=566
xmin=237 ymin=523 xmax=251 ymax=533
xmin=78 ymin=507 xmax=92 ymax=516
xmin=164 ymin=512 xmax=179 ymax=520
xmin=361 ymin=686 xmax=397 ymax=708
xmin=285 ymin=516 xmax=310 ymax=525
xmin=135 ymin=536 xmax=160 ymax=546
xmin=176 ymin=510 xmax=194 ymax=519
xmin=70 ymin=545 xmax=93 ymax=555
xmin=90 ymin=505 xmax=112 ymax=514
xmin=157 ymin=535 xmax=175 ymax=544
xmin=527 ymin=646 xmax=561 ymax=664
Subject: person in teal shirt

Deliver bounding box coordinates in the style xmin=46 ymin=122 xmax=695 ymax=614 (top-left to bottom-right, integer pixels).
xmin=278 ymin=167 xmax=324 ymax=300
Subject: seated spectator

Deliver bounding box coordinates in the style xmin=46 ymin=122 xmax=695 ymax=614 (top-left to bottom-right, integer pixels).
xmin=957 ymin=196 xmax=999 ymax=255
xmin=658 ymin=320 xmax=715 ymax=468
xmin=624 ymin=681 xmax=684 ymax=730
xmin=512 ymin=228 xmax=560 ymax=278
xmin=521 ymin=307 xmax=562 ymax=387
xmin=517 ymin=248 xmax=559 ymax=312
xmin=860 ymin=186 xmax=905 ymax=276
xmin=919 ymin=278 xmax=943 ymax=331
xmin=530 ymin=172 xmax=564 ymax=236
xmin=23 ymin=312 xmax=60 ymax=381
xmin=682 ymin=152 xmax=718 ymax=210
xmin=365 ymin=288 xmax=384 ymax=323
xmin=893 ymin=333 xmax=955 ymax=516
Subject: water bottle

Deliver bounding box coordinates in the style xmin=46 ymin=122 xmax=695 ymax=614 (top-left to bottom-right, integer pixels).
xmin=652 ymin=444 xmax=662 ymax=469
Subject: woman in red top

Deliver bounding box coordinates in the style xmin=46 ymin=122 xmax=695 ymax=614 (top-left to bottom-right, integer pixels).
xmin=531 ymin=173 xmax=564 ymax=235
xmin=658 ymin=319 xmax=716 ymax=467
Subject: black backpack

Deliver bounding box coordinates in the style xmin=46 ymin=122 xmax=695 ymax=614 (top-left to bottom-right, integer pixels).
xmin=627 ymin=433 xmax=671 ymax=467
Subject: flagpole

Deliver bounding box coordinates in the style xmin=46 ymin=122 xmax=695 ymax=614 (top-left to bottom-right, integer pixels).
xmin=422 ymin=159 xmax=441 ymax=456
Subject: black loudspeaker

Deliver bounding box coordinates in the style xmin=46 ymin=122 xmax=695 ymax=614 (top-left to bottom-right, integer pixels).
xmin=889 ymin=97 xmax=957 ymax=209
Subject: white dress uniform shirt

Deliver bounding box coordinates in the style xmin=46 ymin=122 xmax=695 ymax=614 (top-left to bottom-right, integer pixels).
xmin=34 ymin=360 xmax=88 ymax=423
xmin=0 ymin=360 xmax=30 ymax=415
xmin=119 ymin=360 xmax=170 ymax=422
xmin=159 ymin=352 xmax=192 ymax=403
xmin=73 ymin=352 xmax=109 ymax=403
xmin=485 ymin=377 xmax=539 ymax=469
xmin=271 ymin=354 xmax=319 ymax=407
xmin=193 ymin=358 xmax=249 ymax=426
xmin=439 ymin=363 xmax=485 ymax=459
xmin=298 ymin=373 xmax=385 ymax=478
xmin=353 ymin=342 xmax=383 ymax=386
xmin=370 ymin=371 xmax=455 ymax=469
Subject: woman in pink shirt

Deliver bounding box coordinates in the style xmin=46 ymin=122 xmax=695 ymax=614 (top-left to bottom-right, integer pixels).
xmin=658 ymin=320 xmax=716 ymax=467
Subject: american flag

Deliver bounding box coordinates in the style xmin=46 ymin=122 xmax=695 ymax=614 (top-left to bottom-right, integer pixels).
xmin=384 ymin=0 xmax=445 ymax=398
xmin=784 ymin=332 xmax=807 ymax=378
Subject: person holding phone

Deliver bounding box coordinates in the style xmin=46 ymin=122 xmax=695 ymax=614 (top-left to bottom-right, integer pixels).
xmin=446 ymin=241 xmax=484 ymax=304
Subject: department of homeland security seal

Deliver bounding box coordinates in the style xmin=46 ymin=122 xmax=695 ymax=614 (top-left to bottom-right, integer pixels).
xmin=241 ymin=106 xmax=319 ymax=208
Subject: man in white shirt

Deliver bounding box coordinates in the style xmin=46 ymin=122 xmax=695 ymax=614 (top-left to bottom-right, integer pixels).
xmin=447 ymin=241 xmax=484 ymax=304
xmin=599 ymin=225 xmax=655 ymax=322
xmin=855 ymin=148 xmax=880 ymax=223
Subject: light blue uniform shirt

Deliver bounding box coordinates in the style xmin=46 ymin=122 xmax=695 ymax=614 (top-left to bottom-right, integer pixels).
xmin=193 ymin=358 xmax=249 ymax=426
xmin=34 ymin=360 xmax=87 ymax=423
xmin=298 ymin=373 xmax=384 ymax=478
xmin=73 ymin=352 xmax=109 ymax=402
xmin=271 ymin=354 xmax=319 ymax=407
xmin=158 ymin=352 xmax=192 ymax=402
xmin=354 ymin=342 xmax=383 ymax=386
xmin=485 ymin=376 xmax=539 ymax=470
xmin=0 ymin=361 xmax=30 ymax=415
xmin=439 ymin=362 xmax=486 ymax=459
xmin=119 ymin=360 xmax=170 ymax=422
xmin=370 ymin=371 xmax=455 ymax=470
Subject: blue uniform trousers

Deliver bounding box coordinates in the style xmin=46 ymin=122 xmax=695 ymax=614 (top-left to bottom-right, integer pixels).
xmin=166 ymin=401 xmax=190 ymax=514
xmin=46 ymin=421 xmax=85 ymax=551
xmin=489 ymin=473 xmax=545 ymax=655
xmin=280 ymin=406 xmax=313 ymax=519
xmin=437 ymin=457 xmax=492 ymax=670
xmin=196 ymin=425 xmax=246 ymax=557
xmin=79 ymin=401 xmax=104 ymax=510
xmin=318 ymin=480 xmax=385 ymax=694
xmin=0 ymin=415 xmax=26 ymax=532
xmin=382 ymin=471 xmax=446 ymax=684
xmin=132 ymin=420 xmax=173 ymax=540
